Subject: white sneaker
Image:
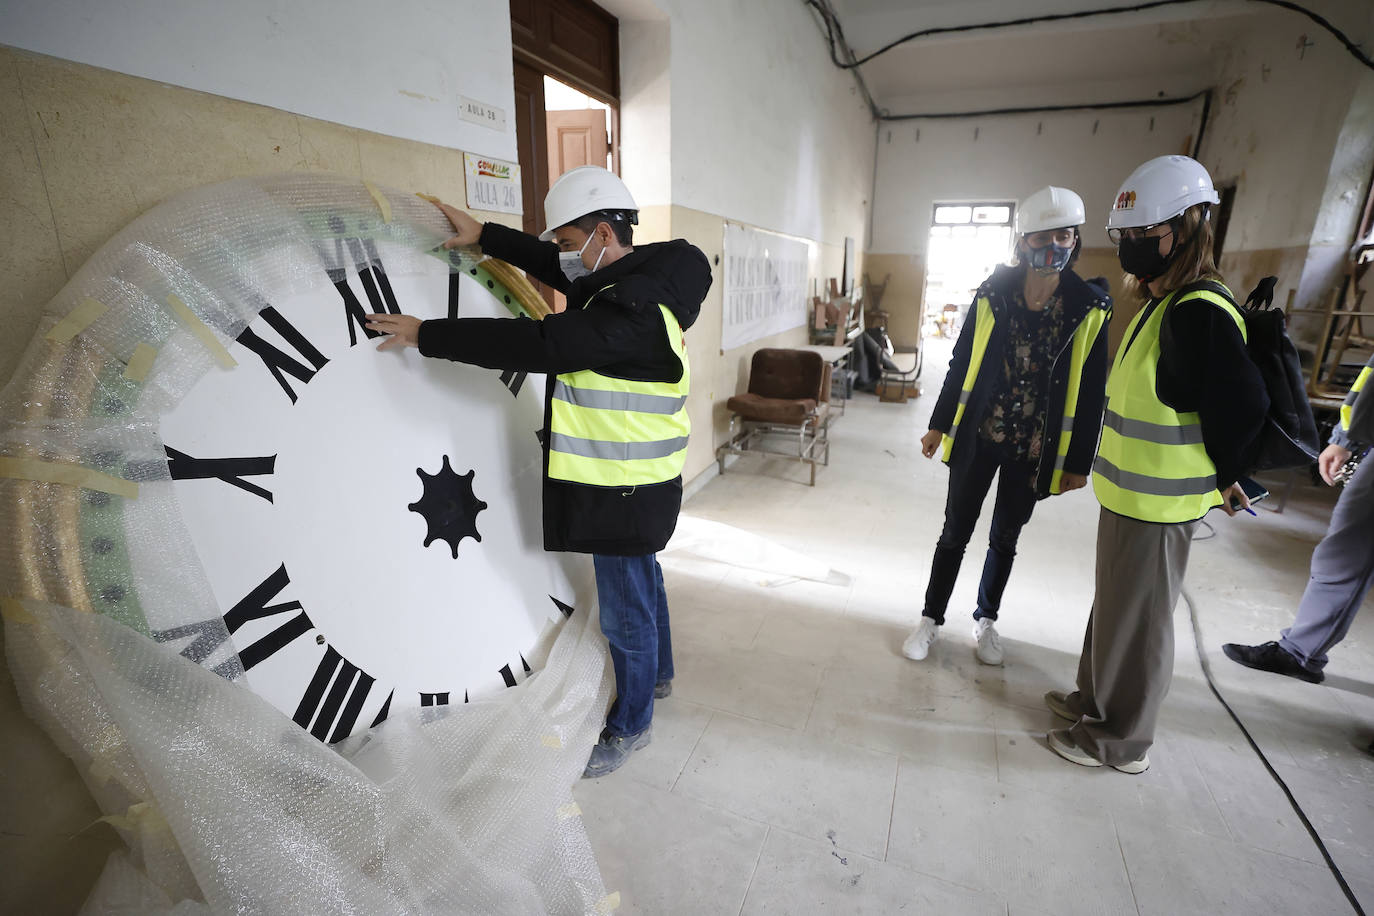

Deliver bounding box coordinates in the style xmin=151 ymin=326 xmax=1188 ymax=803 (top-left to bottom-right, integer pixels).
xmin=902 ymin=618 xmax=939 ymax=660
xmin=973 ymin=618 xmax=1003 ymax=666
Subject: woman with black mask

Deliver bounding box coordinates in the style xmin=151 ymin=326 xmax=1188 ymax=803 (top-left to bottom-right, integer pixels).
xmin=1044 ymin=155 xmax=1269 ymax=774
xmin=903 ymin=187 xmax=1112 ymax=667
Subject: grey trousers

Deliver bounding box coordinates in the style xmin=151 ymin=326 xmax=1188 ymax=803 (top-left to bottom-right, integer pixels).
xmin=1280 ymin=454 xmax=1374 ymax=670
xmin=1065 ymin=507 xmax=1197 ymax=766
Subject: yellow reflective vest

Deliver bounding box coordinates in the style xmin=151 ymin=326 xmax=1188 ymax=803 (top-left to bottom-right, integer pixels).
xmin=548 ymin=303 xmax=690 ymax=487
xmin=1339 ymin=363 xmax=1371 ymax=439
xmin=1092 ymin=285 xmax=1246 ymax=523
xmin=941 ymin=293 xmax=1110 ymax=495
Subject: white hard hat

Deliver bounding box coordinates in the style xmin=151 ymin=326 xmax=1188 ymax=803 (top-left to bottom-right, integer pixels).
xmin=1017 ymin=186 xmax=1085 ymax=234
xmin=1106 ymin=155 xmax=1219 ymax=231
xmin=539 ymin=166 xmax=638 ymax=241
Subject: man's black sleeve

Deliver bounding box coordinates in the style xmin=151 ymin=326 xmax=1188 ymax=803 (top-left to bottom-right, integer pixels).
xmin=477 ymin=222 xmax=569 ymax=293
xmin=417 ymin=299 xmax=664 ymax=375
xmin=1157 ymin=300 xmax=1270 ymax=490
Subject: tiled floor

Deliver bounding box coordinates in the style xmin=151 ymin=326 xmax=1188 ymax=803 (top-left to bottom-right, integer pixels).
xmin=572 ymin=344 xmax=1373 ymax=915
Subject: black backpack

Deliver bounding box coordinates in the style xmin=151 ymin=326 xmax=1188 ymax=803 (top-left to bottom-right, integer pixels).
xmin=1163 ymin=277 xmax=1320 ymax=471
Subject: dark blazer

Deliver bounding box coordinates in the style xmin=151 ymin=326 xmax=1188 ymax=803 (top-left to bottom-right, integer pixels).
xmin=928 ymin=264 xmax=1112 ymax=498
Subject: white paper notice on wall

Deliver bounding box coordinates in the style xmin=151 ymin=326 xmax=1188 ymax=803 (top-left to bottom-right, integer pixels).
xmin=721 ymin=223 xmax=813 ymax=351
xmin=459 ymin=95 xmax=508 ymax=132
xmin=464 ymin=152 xmax=523 ymax=215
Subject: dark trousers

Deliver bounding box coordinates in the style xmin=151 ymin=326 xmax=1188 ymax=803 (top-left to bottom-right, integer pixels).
xmin=922 ymin=434 xmax=1038 ymax=624
xmin=593 ymin=553 xmax=674 ymax=737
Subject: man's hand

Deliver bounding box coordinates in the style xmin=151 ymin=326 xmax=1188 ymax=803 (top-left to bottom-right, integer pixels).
xmin=417 ymin=194 xmax=483 ymax=249
xmin=1058 ymin=472 xmax=1088 ymax=493
xmin=1318 ymin=443 xmax=1353 ymax=486
xmin=920 ymin=429 xmax=943 ymax=459
xmin=1217 ymin=481 xmax=1250 ymax=517
xmin=366 ymin=314 xmax=422 ymax=351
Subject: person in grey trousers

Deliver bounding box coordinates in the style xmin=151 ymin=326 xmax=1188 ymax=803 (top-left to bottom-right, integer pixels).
xmin=1223 ymin=351 xmax=1374 ymax=684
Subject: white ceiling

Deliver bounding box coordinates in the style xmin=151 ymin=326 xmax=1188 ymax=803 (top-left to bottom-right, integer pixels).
xmin=818 ymin=0 xmax=1366 ymax=116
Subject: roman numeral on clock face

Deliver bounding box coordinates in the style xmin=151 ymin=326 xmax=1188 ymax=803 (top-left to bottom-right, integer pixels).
xmin=337 ymin=239 xmax=403 ymax=346
xmin=236 ymin=306 xmax=329 ymax=404
xmin=165 ymin=446 xmax=275 ymax=501
xmin=223 ymin=563 xmax=312 ymax=670
xmin=419 ymin=692 xmax=450 ymax=706
xmin=295 ymin=646 xmax=377 ymax=743
xmin=499 ymin=368 xmax=527 ymax=397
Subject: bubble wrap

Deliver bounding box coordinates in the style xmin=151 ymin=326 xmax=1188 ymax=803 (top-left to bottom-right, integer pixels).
xmin=0 ymin=175 xmax=614 ymax=914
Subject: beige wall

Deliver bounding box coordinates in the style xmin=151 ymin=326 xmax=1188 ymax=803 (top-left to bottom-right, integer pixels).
xmin=0 ymin=45 xmax=530 ymax=914
xmin=661 ymin=204 xmax=850 ymax=486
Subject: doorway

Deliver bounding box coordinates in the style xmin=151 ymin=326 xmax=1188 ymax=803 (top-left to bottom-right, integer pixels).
xmin=922 ymin=202 xmax=1015 ymax=340
xmin=510 ymin=0 xmax=620 ymax=311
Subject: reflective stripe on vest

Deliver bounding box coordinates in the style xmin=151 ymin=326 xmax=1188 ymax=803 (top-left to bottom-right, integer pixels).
xmin=1092 ymin=286 xmax=1245 ymax=523
xmin=548 ymin=303 xmax=690 ymax=488
xmin=1046 ymin=305 xmax=1109 ymax=494
xmin=941 ymin=297 xmax=996 ymax=461
xmin=1340 ymin=364 xmax=1371 ymax=434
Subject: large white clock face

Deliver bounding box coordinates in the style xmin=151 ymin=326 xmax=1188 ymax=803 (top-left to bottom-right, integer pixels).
xmin=143 ymin=239 xmax=576 ymax=744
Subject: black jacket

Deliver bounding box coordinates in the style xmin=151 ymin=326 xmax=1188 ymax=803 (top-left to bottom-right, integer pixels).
xmin=418 ymin=222 xmax=712 ymax=555
xmin=1153 ymin=285 xmax=1270 ymax=491
xmin=928 ymin=265 xmax=1112 ymax=498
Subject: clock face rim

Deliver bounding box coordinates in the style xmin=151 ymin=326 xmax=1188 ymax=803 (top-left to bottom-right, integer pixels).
xmin=2 ymin=175 xmax=576 ymax=744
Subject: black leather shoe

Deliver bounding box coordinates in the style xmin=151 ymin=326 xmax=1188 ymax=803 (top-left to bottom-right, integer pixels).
xmin=654 ymin=680 xmax=672 ymax=699
xmin=1222 ymin=641 xmax=1324 ymax=684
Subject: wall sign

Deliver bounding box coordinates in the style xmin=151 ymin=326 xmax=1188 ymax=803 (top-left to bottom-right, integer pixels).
xmin=459 ymin=95 xmax=508 ymax=132
xmin=721 ymin=222 xmax=813 ymax=351
xmin=464 ymin=152 xmax=524 ymax=215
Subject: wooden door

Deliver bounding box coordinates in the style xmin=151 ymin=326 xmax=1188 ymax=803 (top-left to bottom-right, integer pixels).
xmin=511 ymin=59 xmax=556 ymax=311
xmin=546 ymin=109 xmax=609 ymax=183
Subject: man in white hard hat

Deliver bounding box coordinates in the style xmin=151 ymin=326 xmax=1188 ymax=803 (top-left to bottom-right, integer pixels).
xmin=367 ymin=166 xmax=712 ymax=777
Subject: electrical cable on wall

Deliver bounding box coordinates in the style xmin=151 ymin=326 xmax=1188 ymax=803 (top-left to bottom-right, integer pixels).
xmin=816 ymin=0 xmax=1374 ymax=73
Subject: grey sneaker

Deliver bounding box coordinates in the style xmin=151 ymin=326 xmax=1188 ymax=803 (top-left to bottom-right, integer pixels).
xmin=582 ymin=726 xmax=652 ymax=778
xmin=654 ymin=680 xmax=672 ymax=699
xmin=1044 ymin=690 xmax=1077 ymax=723
xmin=1047 ymin=728 xmax=1149 ymax=774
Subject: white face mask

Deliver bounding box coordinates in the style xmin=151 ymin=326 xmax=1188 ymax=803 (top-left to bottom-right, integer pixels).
xmin=558 ymin=231 xmax=606 ymax=282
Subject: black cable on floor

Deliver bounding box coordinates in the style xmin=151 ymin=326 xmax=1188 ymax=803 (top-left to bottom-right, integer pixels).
xmin=1183 ymin=588 xmax=1367 ymax=916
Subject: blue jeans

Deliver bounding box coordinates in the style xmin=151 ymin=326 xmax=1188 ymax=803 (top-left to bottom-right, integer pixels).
xmin=593 ymin=553 xmax=674 ymax=737
xmin=922 ymin=434 xmax=1038 ymax=624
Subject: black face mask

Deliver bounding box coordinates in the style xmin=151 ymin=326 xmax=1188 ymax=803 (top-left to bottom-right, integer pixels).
xmin=1117 ymin=230 xmax=1175 ymax=281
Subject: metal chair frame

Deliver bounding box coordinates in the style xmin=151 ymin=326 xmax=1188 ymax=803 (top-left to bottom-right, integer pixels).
xmin=716 ymin=409 xmax=831 ymax=486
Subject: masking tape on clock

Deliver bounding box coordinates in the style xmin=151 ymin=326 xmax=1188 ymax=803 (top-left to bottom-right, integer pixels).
xmin=46 ymin=298 xmax=108 ymax=343
xmin=596 ymin=892 xmax=621 ymax=913
xmin=123 ymin=343 xmax=158 ymax=382
xmin=99 ymin=801 xmax=169 ymax=834
xmin=556 ymin=802 xmax=581 ymax=821
xmin=541 ymin=735 xmax=563 ymax=749
xmin=0 ymin=457 xmax=139 ymax=500
xmin=364 ymin=180 xmax=393 ymax=224
xmin=166 ymin=294 xmax=237 ymax=369
xmin=0 ymin=596 xmax=36 ymax=625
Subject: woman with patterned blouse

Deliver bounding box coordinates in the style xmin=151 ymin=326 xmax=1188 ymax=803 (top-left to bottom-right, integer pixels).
xmin=903 ymin=187 xmax=1112 ymax=666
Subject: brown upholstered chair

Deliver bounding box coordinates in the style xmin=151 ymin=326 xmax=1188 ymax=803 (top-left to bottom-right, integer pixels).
xmin=716 ymin=348 xmax=831 ymax=486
